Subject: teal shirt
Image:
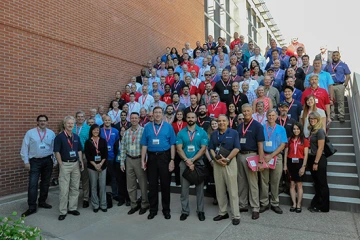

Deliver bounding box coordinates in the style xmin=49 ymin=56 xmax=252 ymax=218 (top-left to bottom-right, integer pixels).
xmin=176 ymin=125 xmax=208 ymax=159
xmin=72 ymin=123 xmax=90 ymax=150
xmin=262 ymin=123 xmax=288 ymax=153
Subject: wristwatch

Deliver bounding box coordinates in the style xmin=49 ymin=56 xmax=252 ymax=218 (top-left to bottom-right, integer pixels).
xmin=313 ymin=162 xmax=318 ymax=165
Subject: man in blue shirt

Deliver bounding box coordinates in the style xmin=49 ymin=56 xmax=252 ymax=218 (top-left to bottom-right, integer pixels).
xmin=260 ymin=109 xmax=287 ymax=215
xmin=209 ymin=115 xmax=241 ymax=225
xmin=265 ymin=50 xmax=287 ymax=70
xmin=304 ymin=59 xmax=334 ymax=95
xmin=324 ymin=51 xmax=351 ymax=122
xmin=176 ymin=112 xmax=208 ymax=222
xmin=140 ymin=107 xmax=176 ymax=220
xmin=54 ymin=116 xmax=84 ymax=221
xmin=265 ymin=39 xmax=282 ymax=62
xmin=278 ymin=87 xmax=302 ymax=122
xmin=72 ymin=111 xmax=90 ymax=208
xmin=237 ymin=104 xmax=265 ymax=220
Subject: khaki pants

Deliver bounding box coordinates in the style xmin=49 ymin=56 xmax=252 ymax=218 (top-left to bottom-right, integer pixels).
xmin=331 ymin=84 xmax=345 ymax=119
xmin=238 ymin=152 xmax=260 ymax=212
xmin=259 ymin=154 xmax=283 ymax=207
xmin=80 ymin=153 xmax=89 ymax=201
xmin=126 ymin=157 xmax=149 ymax=209
xmin=214 ymin=157 xmax=240 ymax=219
xmin=59 ymin=161 xmax=81 ymax=215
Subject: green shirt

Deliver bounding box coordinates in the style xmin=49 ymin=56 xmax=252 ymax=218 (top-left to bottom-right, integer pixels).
xmin=72 ymin=123 xmax=90 ymax=150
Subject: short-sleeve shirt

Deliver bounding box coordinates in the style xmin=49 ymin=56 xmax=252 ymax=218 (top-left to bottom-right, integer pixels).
xmin=286 ymin=138 xmax=310 ymax=159
xmin=54 ymin=131 xmax=82 ymax=160
xmin=208 ymin=128 xmax=240 ymax=152
xmin=304 ymin=71 xmax=334 ymax=92
xmin=282 ymin=99 xmax=303 ymax=122
xmin=140 ymin=121 xmax=176 ymax=152
xmin=72 ymin=123 xmax=90 ymax=150
xmin=237 ymin=119 xmax=265 ymax=152
xmin=324 ymin=62 xmax=351 ymax=84
xmin=176 ymin=125 xmax=208 ymax=159
xmin=301 ymin=87 xmax=330 ymax=111
xmin=309 ymin=128 xmax=326 ymax=156
xmin=263 ymin=123 xmax=288 ymax=153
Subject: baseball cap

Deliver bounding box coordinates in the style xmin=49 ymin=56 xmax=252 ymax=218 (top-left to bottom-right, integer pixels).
xmin=278 ymin=101 xmax=290 ymax=108
xmin=267 ymin=68 xmax=274 ymax=72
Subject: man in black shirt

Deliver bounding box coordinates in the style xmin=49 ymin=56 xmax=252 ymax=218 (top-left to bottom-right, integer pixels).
xmin=227 ymin=82 xmax=248 ymax=113
xmin=213 ymin=69 xmax=233 ymax=103
xmin=196 ymin=104 xmax=211 ymax=132
xmin=184 ymin=94 xmax=200 ymax=117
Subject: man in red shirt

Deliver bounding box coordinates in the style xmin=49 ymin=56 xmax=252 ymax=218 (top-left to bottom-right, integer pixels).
xmin=198 ymin=70 xmax=216 ymax=100
xmin=207 ymin=92 xmax=227 ymax=118
xmin=188 ymin=57 xmax=200 ymax=76
xmin=162 ymin=84 xmax=172 ymax=105
xmin=230 ymin=32 xmax=240 ymax=51
xmin=301 ymin=74 xmax=330 ymax=119
xmin=180 ymin=53 xmax=190 ymax=68
xmin=166 ymin=67 xmax=175 ymax=86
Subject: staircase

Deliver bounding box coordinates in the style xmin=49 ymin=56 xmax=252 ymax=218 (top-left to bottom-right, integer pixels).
xmin=279 ymin=99 xmax=360 ymax=212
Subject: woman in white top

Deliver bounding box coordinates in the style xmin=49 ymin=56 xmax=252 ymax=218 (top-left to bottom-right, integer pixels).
xmin=300 ymin=95 xmax=326 ymax=138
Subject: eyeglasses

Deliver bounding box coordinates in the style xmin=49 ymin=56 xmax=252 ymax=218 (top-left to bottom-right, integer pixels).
xmin=211 ymin=96 xmax=218 ymax=98
xmin=38 ymin=120 xmax=47 ymax=123
xmin=205 ymin=74 xmax=211 ymax=76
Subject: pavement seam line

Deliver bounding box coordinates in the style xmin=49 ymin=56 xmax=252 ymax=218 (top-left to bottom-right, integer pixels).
xmin=352 ymin=212 xmax=360 ymax=239
xmin=214 ymin=221 xmax=231 ymax=240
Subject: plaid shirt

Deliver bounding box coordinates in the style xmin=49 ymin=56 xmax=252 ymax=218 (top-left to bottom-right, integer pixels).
xmin=120 ymin=125 xmax=144 ymax=162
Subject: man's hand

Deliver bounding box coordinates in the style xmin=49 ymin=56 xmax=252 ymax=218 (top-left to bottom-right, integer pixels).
xmin=257 ymin=162 xmax=264 ymax=172
xmin=185 ymin=159 xmax=193 ymax=167
xmin=141 ymin=160 xmax=147 ymax=170
xmin=169 ymin=160 xmax=175 ymax=172
xmin=189 ymin=164 xmax=195 ymax=171
xmin=120 ymin=165 xmax=125 ymax=172
xmin=25 ymin=163 xmax=30 ymax=171
xmin=264 ymin=155 xmax=272 ymax=163
xmin=217 ymin=154 xmax=227 ymax=167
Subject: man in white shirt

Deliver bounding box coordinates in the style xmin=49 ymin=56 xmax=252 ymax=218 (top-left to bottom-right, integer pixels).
xmin=190 ymin=70 xmax=202 ymax=87
xmin=156 ymin=62 xmax=168 ymax=77
xmin=198 ymin=58 xmax=210 ymax=81
xmin=127 ymin=76 xmax=142 ymax=90
xmin=149 ymin=68 xmax=160 ymax=86
xmin=108 ymin=101 xmax=122 ymax=124
xmin=138 ymin=85 xmax=154 ymax=113
xmin=248 ymin=47 xmax=266 ymax=71
xmin=128 ymin=93 xmax=141 ymax=115
xmin=239 ymin=68 xmax=259 ymax=92
xmin=150 ymin=92 xmax=167 ymax=111
xmin=185 ymin=42 xmax=194 ymax=58
xmin=20 ymin=115 xmax=56 ymax=217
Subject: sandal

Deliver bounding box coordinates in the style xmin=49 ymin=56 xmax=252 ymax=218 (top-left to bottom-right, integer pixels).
xmin=290 ymin=207 xmax=296 ymax=212
xmin=295 ymin=207 xmax=302 ymax=213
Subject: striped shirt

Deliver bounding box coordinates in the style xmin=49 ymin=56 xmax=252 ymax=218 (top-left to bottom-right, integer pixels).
xmin=120 ymin=125 xmax=144 ymax=162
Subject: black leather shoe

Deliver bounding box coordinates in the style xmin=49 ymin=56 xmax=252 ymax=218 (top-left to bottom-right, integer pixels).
xmin=125 ymin=200 xmax=131 ymax=206
xmin=117 ymin=200 xmax=125 ymax=206
xmin=232 ymin=219 xmax=240 ymax=225
xmin=180 ymin=213 xmax=188 ymax=221
xmin=213 ymin=213 xmax=229 ymax=221
xmin=271 ymin=206 xmax=283 ymax=214
xmin=83 ymin=201 xmax=89 ymax=208
xmin=212 ymin=199 xmax=218 ymax=205
xmin=68 ymin=210 xmax=80 ymax=216
xmin=259 ymin=205 xmax=270 ymax=213
xmin=139 ymin=207 xmax=148 ymax=215
xmin=58 ymin=215 xmax=66 ymax=221
xmin=198 ymin=212 xmax=205 ymax=221
xmin=100 ymin=208 xmax=107 ymax=212
xmin=93 ymin=208 xmax=99 ymax=213
xmin=252 ymin=212 xmax=259 ymax=220
xmin=22 ymin=209 xmax=36 ymax=217
xmin=38 ymin=203 xmax=52 ymax=209
xmin=240 ymin=207 xmax=249 ymax=212
xmin=113 ymin=196 xmax=120 ymax=201
xmin=147 ymin=212 xmax=157 ymax=219
xmin=128 ymin=206 xmax=140 ymax=215
xmin=164 ymin=212 xmax=171 ymax=220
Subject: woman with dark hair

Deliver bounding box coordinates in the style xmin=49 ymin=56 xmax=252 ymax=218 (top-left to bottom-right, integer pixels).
xmin=284 ymin=122 xmax=309 ymax=213
xmin=249 ymin=60 xmax=264 ymax=76
xmin=172 ymin=110 xmax=187 ymax=186
xmin=286 ymin=56 xmax=305 ymax=91
xmin=307 ymin=112 xmax=329 ymax=213
xmin=84 ymin=124 xmax=108 ymax=212
xmin=252 ymin=66 xmax=264 ymax=83
xmin=226 ymin=103 xmax=238 ymax=130
xmin=170 ymin=47 xmax=180 ymax=59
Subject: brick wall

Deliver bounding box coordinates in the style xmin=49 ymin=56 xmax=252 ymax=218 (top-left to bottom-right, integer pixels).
xmin=0 ymin=0 xmax=204 ymax=197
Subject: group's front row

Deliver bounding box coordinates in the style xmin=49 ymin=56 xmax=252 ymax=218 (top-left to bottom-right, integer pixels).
xmin=21 ymin=105 xmax=329 ymax=225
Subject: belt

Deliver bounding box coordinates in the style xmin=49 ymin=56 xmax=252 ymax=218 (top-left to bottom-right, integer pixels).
xmin=126 ymin=154 xmax=141 ymax=159
xmin=333 ymin=82 xmax=344 ymax=85
xmin=264 ymin=151 xmax=273 ymax=154
xmin=240 ymin=151 xmax=257 ymax=154
xmin=62 ymin=159 xmax=78 ymax=163
xmin=30 ymin=155 xmax=52 ymax=160
xmin=148 ymin=150 xmax=170 ymax=155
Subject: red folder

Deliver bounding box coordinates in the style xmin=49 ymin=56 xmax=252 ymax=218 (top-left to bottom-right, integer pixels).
xmin=246 ymin=155 xmax=277 ymax=171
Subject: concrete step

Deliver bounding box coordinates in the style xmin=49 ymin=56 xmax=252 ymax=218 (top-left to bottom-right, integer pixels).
xmin=303 ymin=171 xmax=359 ymax=185
xmin=327 ymin=161 xmax=358 ymax=173
xmin=331 ymin=143 xmax=355 ymax=153
xmin=327 ymin=135 xmax=354 ymax=144
xmin=327 ymin=152 xmax=356 ymax=163
xmin=330 ymin=121 xmax=351 ymax=128
xmin=328 ymin=128 xmax=352 ymax=135
xmin=302 ymin=182 xmax=360 ymax=199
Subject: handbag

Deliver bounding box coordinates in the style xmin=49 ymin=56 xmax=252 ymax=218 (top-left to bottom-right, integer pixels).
xmin=323 ymin=136 xmax=337 ymax=158
xmin=182 ymin=161 xmax=209 ymax=185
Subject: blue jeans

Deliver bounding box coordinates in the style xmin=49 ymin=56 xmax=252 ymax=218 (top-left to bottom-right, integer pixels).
xmin=28 ymin=156 xmax=53 ymax=210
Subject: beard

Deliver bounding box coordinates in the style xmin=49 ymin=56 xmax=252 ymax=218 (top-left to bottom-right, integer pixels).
xmin=187 ymin=120 xmax=195 ymax=126
xmin=199 ymin=111 xmax=206 ymax=117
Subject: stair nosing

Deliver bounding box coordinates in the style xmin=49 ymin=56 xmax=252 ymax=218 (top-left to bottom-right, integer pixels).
xmin=328 ymin=135 xmax=353 ymax=137
xmin=280 ymin=193 xmax=360 ymax=204
xmin=302 ymin=182 xmax=360 ymax=190
xmin=305 ymin=171 xmax=358 ymax=178
xmin=327 ymin=162 xmax=357 ymax=166
xmin=332 ymin=143 xmax=354 ymax=146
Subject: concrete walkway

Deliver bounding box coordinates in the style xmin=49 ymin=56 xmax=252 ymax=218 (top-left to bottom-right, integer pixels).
xmin=0 ymin=188 xmax=359 ymax=240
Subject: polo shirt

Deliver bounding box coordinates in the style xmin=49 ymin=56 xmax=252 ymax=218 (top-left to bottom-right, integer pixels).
xmin=72 ymin=123 xmax=90 ymax=150
xmin=262 ymin=123 xmax=288 ymax=153
xmin=276 ymin=117 xmax=296 ymax=138
xmin=100 ymin=127 xmax=120 ymax=160
xmin=213 ymin=79 xmax=234 ymax=103
xmin=140 ymin=121 xmax=176 ymax=152
xmin=225 ymin=64 xmax=244 ymax=77
xmin=188 ymin=65 xmax=200 ymax=76
xmin=286 ymin=138 xmax=310 ymax=159
xmin=273 ymin=69 xmax=286 ymax=85
xmin=172 ymin=102 xmax=186 ymax=112
xmin=162 ymin=92 xmax=172 ymax=104
xmin=301 ymin=87 xmax=330 ymax=111
xmin=95 ymin=114 xmax=103 ymax=126
xmin=149 ymin=89 xmax=164 ymax=97
xmin=237 ymin=119 xmax=265 ymax=152
xmin=165 ymin=75 xmax=175 ymax=86
xmin=54 ymin=131 xmax=82 ymax=160
xmin=108 ymin=109 xmax=122 ymax=124
xmin=207 ymin=101 xmax=227 ymax=119
xmin=171 ymin=80 xmax=185 ymax=93
xmin=265 ymin=60 xmax=287 ymax=70
xmin=176 ymin=125 xmax=208 ymax=159
xmin=149 ymin=76 xmax=160 ymax=86
xmin=280 ymin=88 xmax=302 ymax=102
xmin=280 ymin=99 xmax=303 ymax=121
xmin=196 ymin=116 xmax=211 ymax=132
xmin=227 ymin=92 xmax=249 ymax=113
xmin=208 ymin=128 xmax=240 ymax=152
xmin=260 ymin=81 xmax=282 ymax=97
xmin=324 ymin=61 xmax=351 ymax=84
xmin=127 ymin=101 xmax=141 ymax=114
xmin=304 ymin=71 xmax=334 ymax=93
xmin=265 ymin=47 xmax=282 ymax=61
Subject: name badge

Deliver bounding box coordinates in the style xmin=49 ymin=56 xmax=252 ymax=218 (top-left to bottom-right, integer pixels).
xmin=292 ymin=158 xmax=299 ymax=163
xmin=107 ymin=145 xmax=111 ymax=151
xmin=69 ymin=151 xmax=76 ymax=158
xmin=269 ymin=158 xmax=275 ymax=165
xmin=209 ymin=114 xmax=214 ymax=118
xmin=240 ymin=138 xmax=246 ymax=144
xmin=331 ymin=74 xmax=336 ymax=77
xmin=265 ymin=141 xmax=272 ymax=147
xmin=224 ymin=89 xmax=229 ymax=95
xmin=153 ymin=139 xmax=160 ymax=145
xmin=94 ymin=156 xmax=101 ymax=162
xmin=130 ymin=144 xmax=136 ymax=151
xmin=39 ymin=143 xmax=46 ymax=149
xmin=250 ymin=160 xmax=256 ymax=167
xmin=215 ymin=147 xmax=220 ymax=152
xmin=187 ymin=145 xmax=195 ymax=152
xmin=287 ymin=114 xmax=291 ymax=118
xmin=315 ymin=98 xmax=319 ymax=103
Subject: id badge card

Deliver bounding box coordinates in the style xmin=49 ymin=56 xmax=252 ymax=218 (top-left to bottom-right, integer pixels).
xmin=39 ymin=143 xmax=46 ymax=149
xmin=265 ymin=141 xmax=272 ymax=147
xmin=287 ymin=114 xmax=291 ymax=118
xmin=250 ymin=160 xmax=256 ymax=167
xmin=224 ymin=89 xmax=229 ymax=95
xmin=187 ymin=145 xmax=195 ymax=152
xmin=153 ymin=139 xmax=160 ymax=145
xmin=130 ymin=144 xmax=136 ymax=151
xmin=69 ymin=151 xmax=76 ymax=158
xmin=292 ymin=158 xmax=299 ymax=163
xmin=215 ymin=147 xmax=220 ymax=153
xmin=315 ymin=98 xmax=319 ymax=103
xmin=94 ymin=156 xmax=101 ymax=162
xmin=107 ymin=145 xmax=111 ymax=151
xmin=331 ymin=74 xmax=336 ymax=77
xmin=209 ymin=114 xmax=214 ymax=118
xmin=269 ymin=158 xmax=275 ymax=165
xmin=240 ymin=138 xmax=246 ymax=144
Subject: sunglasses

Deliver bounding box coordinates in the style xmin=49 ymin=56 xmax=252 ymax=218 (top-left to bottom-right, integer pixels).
xmin=205 ymin=74 xmax=211 ymax=76
xmin=211 ymin=96 xmax=218 ymax=98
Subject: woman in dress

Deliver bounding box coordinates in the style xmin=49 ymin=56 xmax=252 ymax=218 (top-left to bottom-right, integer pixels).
xmin=252 ymin=86 xmax=273 ymax=113
xmin=300 ymin=95 xmax=327 ymax=138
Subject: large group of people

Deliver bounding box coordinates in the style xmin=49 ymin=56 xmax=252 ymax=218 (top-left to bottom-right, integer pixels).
xmin=20 ymin=33 xmax=351 ymax=225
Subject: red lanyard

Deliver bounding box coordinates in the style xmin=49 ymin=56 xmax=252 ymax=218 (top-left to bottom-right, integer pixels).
xmin=274 ymin=70 xmax=280 ymax=79
xmin=173 ymin=103 xmax=180 ymax=111
xmin=75 ymin=125 xmax=82 ymax=135
xmin=177 ymin=121 xmax=184 ymax=131
xmin=190 ymin=105 xmax=199 ymax=112
xmin=198 ymin=117 xmax=205 ymax=127
xmin=142 ymin=95 xmax=148 ymax=105
xmin=37 ymin=128 xmax=46 ymax=142
xmin=131 ymin=127 xmax=140 ymax=143
xmin=303 ymin=65 xmax=310 ymax=75
xmin=112 ymin=110 xmax=120 ymax=119
xmin=103 ymin=128 xmax=112 ymax=142
xmin=206 ymin=94 xmax=211 ymax=105
xmin=221 ymin=80 xmax=230 ymax=88
xmin=188 ymin=130 xmax=196 ymax=143
xmin=242 ymin=118 xmax=254 ymax=136
xmin=211 ymin=101 xmax=220 ymax=111
xmin=293 ymin=138 xmax=300 ymax=155
xmin=121 ymin=121 xmax=128 ymax=128
xmin=153 ymin=121 xmax=164 ymax=137
xmin=256 ymin=113 xmax=265 ymax=123
xmin=266 ymin=123 xmax=277 ymax=140
xmin=233 ymin=94 xmax=241 ymax=105
xmin=288 ymin=99 xmax=294 ymax=110
xmin=332 ymin=62 xmax=341 ymax=72
xmin=141 ymin=116 xmax=147 ymax=126
xmin=229 ymin=117 xmax=234 ymax=128
xmin=174 ymin=81 xmax=180 ymax=90
xmin=64 ymin=131 xmax=74 ymax=149
xmin=278 ymin=117 xmax=287 ymax=127
xmin=92 ymin=137 xmax=100 ymax=154
xmin=311 ymin=87 xmax=319 ymax=96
